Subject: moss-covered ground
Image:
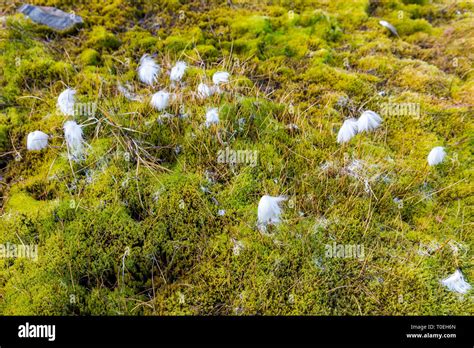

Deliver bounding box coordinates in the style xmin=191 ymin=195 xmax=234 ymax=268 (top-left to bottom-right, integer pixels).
xmin=0 ymin=0 xmax=472 ymax=315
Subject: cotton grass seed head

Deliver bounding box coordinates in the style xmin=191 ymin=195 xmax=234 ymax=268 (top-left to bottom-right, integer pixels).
xmin=337 ymin=118 xmax=358 ymax=143
xmin=27 ymin=131 xmax=49 ymax=151
xmin=150 ymin=90 xmax=171 ymax=111
xmin=212 ymin=71 xmax=229 ymax=85
xmin=138 ymin=54 xmax=160 ymax=85
xmin=205 ymin=107 xmax=219 ymax=127
xmin=427 ymin=146 xmax=446 ymax=166
xmin=197 ymin=83 xmax=212 ymax=99
xmin=64 ymin=120 xmax=84 ymax=161
xmin=257 ymin=195 xmax=287 ymax=226
xmin=379 ymin=20 xmax=398 ymax=36
xmin=57 ymin=88 xmax=76 ymax=116
xmin=357 ymin=110 xmax=382 ymax=132
xmin=170 ymin=61 xmax=187 ymax=82
xmin=441 ymin=269 xmax=472 ymax=294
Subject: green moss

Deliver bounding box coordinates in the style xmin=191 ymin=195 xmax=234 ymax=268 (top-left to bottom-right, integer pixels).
xmin=86 ymin=26 xmax=121 ymax=50
xmin=78 ymin=48 xmax=101 ymax=66
xmin=356 ymin=55 xmax=397 ymax=77
xmin=0 ymin=124 xmax=9 ymax=153
xmin=393 ymin=60 xmax=451 ymax=96
xmin=304 ymin=64 xmax=378 ymax=99
xmin=0 ymin=0 xmax=472 ymax=316
xmin=194 ymin=44 xmax=219 ymax=59
xmin=231 ymin=15 xmax=273 ymax=38
xmin=5 ymin=192 xmax=59 ymax=219
xmin=402 ymin=0 xmax=429 ymax=4
xmin=121 ymin=29 xmax=160 ymax=53
xmin=0 ymin=28 xmax=73 ymax=101
xmin=163 ymin=27 xmax=204 ymax=52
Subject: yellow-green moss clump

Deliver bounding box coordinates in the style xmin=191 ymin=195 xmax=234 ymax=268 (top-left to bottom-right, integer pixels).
xmin=78 ymin=48 xmax=101 ymax=66
xmin=0 ymin=0 xmax=472 ymax=315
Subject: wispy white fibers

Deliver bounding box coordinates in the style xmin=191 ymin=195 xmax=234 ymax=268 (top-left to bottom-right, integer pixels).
xmin=170 ymin=61 xmax=187 ymax=82
xmin=57 ymin=88 xmax=76 ymax=116
xmin=337 ymin=118 xmax=358 ymax=143
xmin=427 ymin=146 xmax=446 ymax=166
xmin=441 ymin=269 xmax=472 ymax=294
xmin=212 ymin=71 xmax=229 ymax=85
xmin=27 ymin=131 xmax=49 ymax=151
xmin=232 ymin=239 xmax=244 ymax=256
xmin=379 ymin=20 xmax=399 ymax=36
xmin=357 ymin=110 xmax=382 ymax=132
xmin=197 ymin=83 xmax=212 ymax=99
xmin=117 ymin=82 xmax=142 ymax=102
xmin=205 ymin=107 xmax=219 ymax=127
xmin=137 ymin=54 xmax=160 ymax=85
xmin=64 ymin=121 xmax=84 ymax=161
xmin=212 ymin=72 xmax=230 ymax=95
xmin=257 ymin=195 xmax=287 ymax=226
xmin=150 ymin=90 xmax=170 ymax=111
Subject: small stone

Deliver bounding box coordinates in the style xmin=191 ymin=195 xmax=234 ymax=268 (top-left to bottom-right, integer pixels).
xmin=18 ymin=4 xmax=83 ymax=32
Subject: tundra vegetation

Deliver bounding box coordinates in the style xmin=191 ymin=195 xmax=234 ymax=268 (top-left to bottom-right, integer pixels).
xmin=0 ymin=0 xmax=472 ymax=315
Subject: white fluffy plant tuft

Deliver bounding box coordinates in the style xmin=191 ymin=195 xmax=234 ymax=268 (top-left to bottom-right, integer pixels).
xmin=27 ymin=131 xmax=49 ymax=151
xmin=427 ymin=146 xmax=446 ymax=166
xmin=212 ymin=71 xmax=230 ymax=94
xmin=64 ymin=121 xmax=85 ymax=161
xmin=205 ymin=107 xmax=219 ymax=127
xmin=257 ymin=195 xmax=287 ymax=228
xmin=212 ymin=71 xmax=229 ymax=85
xmin=337 ymin=118 xmax=358 ymax=143
xmin=170 ymin=61 xmax=187 ymax=82
xmin=150 ymin=90 xmax=171 ymax=111
xmin=357 ymin=110 xmax=382 ymax=132
xmin=57 ymin=88 xmax=76 ymax=116
xmin=441 ymin=269 xmax=472 ymax=294
xmin=137 ymin=54 xmax=160 ymax=85
xmin=197 ymin=83 xmax=213 ymax=99
xmin=379 ymin=20 xmax=399 ymax=36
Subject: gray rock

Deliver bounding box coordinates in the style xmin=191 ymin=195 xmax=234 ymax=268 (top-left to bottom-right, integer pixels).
xmin=18 ymin=4 xmax=83 ymax=31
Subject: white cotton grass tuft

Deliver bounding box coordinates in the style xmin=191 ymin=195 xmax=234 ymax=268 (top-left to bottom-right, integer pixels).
xmin=427 ymin=146 xmax=446 ymax=166
xmin=57 ymin=88 xmax=76 ymax=116
xmin=27 ymin=131 xmax=49 ymax=151
xmin=137 ymin=54 xmax=160 ymax=85
xmin=337 ymin=118 xmax=358 ymax=143
xmin=212 ymin=71 xmax=229 ymax=85
xmin=150 ymin=90 xmax=170 ymax=111
xmin=64 ymin=121 xmax=85 ymax=161
xmin=357 ymin=110 xmax=382 ymax=132
xmin=205 ymin=107 xmax=219 ymax=127
xmin=257 ymin=195 xmax=287 ymax=226
xmin=170 ymin=61 xmax=187 ymax=82
xmin=379 ymin=20 xmax=398 ymax=36
xmin=441 ymin=269 xmax=472 ymax=294
xmin=197 ymin=83 xmax=213 ymax=99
